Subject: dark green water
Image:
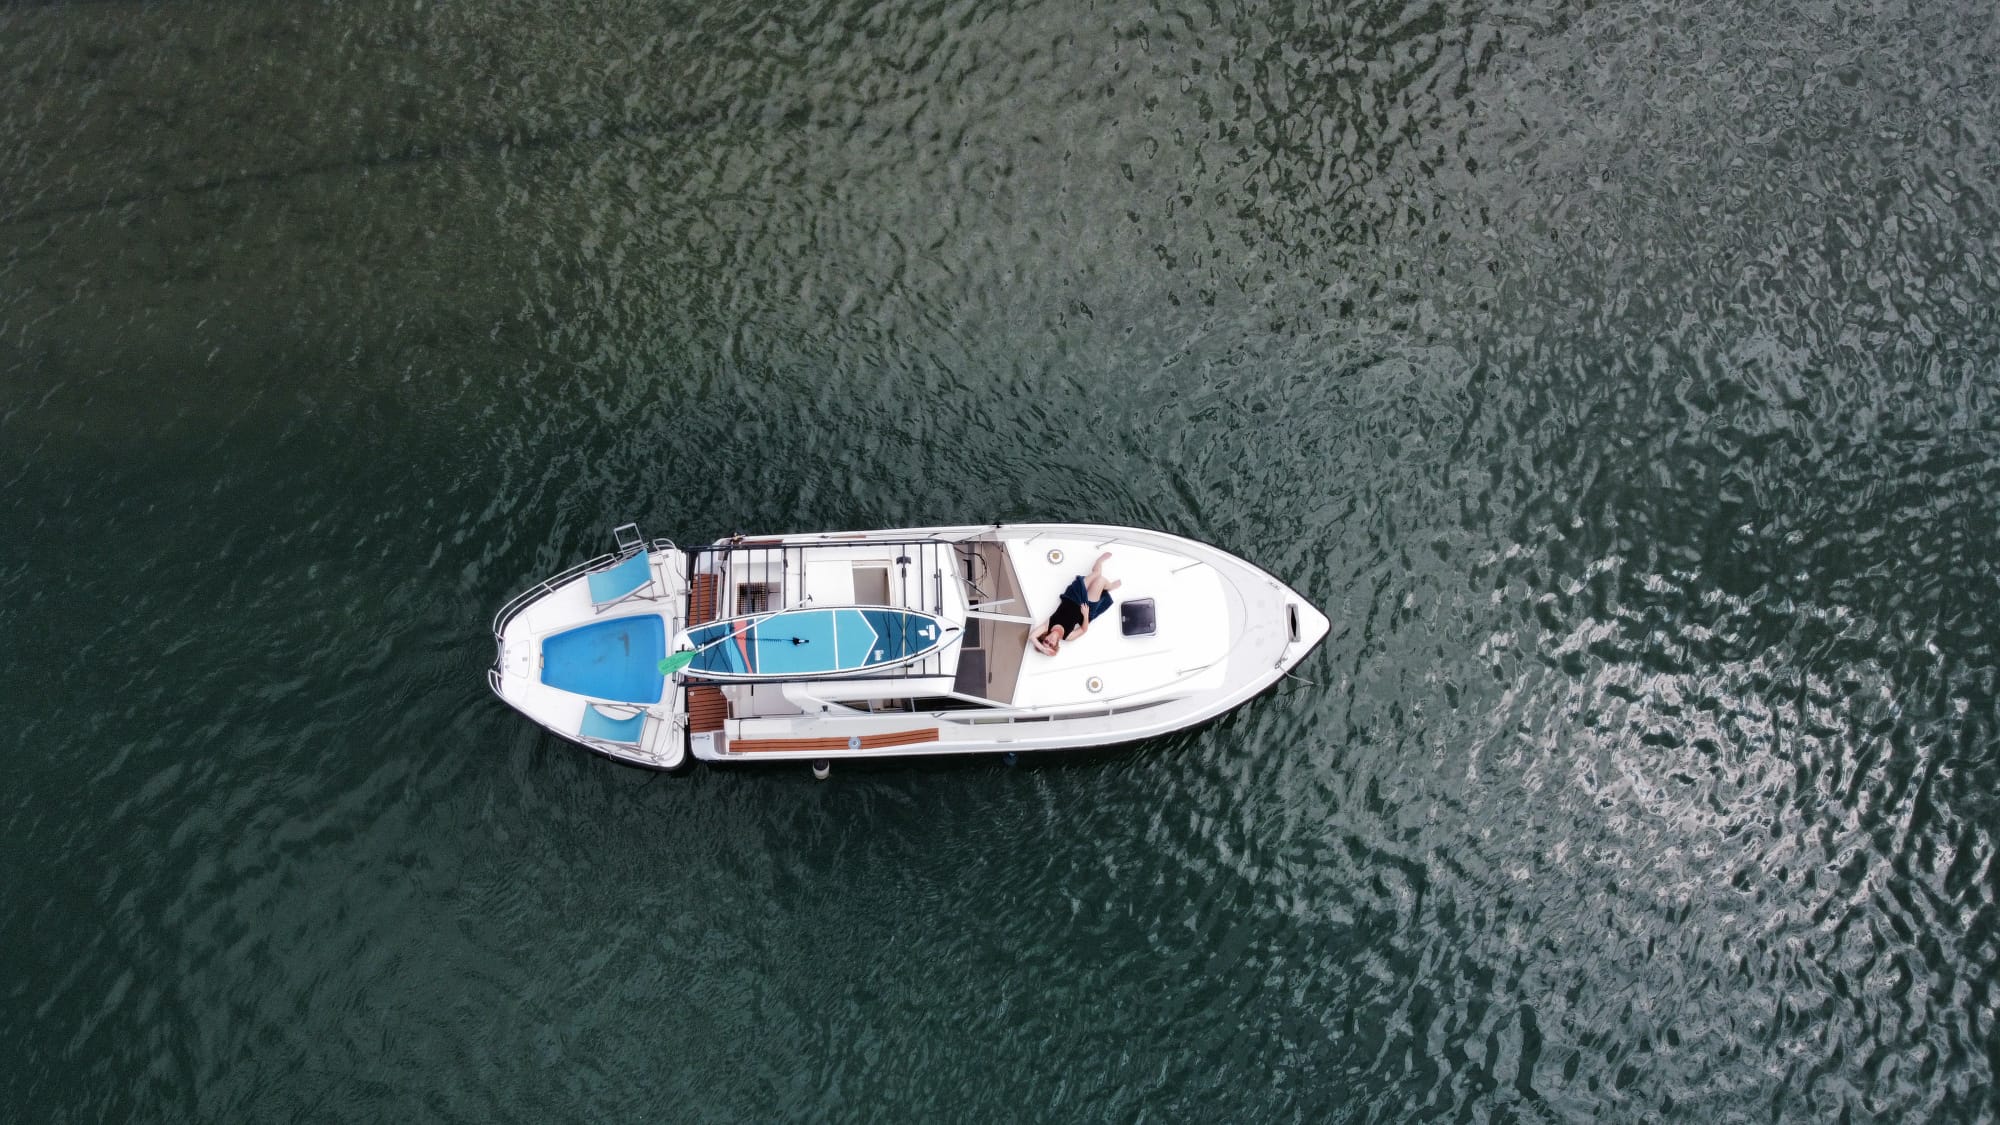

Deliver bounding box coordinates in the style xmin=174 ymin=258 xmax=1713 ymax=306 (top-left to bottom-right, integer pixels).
xmin=5 ymin=0 xmax=1998 ymax=1119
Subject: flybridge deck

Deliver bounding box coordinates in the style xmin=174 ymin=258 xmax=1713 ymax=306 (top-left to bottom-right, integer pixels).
xmin=676 ymin=606 xmax=959 ymax=679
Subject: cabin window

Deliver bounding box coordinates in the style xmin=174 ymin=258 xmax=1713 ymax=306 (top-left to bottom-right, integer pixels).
xmin=911 ymin=696 xmax=993 ymax=712
xmin=736 ymin=582 xmax=778 ymax=614
xmin=868 ymin=696 xmax=993 ymax=713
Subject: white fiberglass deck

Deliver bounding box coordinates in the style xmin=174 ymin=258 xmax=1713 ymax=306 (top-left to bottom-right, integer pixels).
xmin=1001 ymin=535 xmax=1233 ymax=712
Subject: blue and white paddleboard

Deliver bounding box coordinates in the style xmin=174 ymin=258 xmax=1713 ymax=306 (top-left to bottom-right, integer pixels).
xmin=672 ymin=606 xmax=955 ymax=680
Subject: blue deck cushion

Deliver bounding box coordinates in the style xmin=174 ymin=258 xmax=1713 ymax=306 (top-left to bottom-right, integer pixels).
xmin=587 ymin=551 xmax=653 ymax=606
xmin=540 ymin=615 xmax=668 ymax=703
xmin=580 ymin=704 xmax=645 ymax=744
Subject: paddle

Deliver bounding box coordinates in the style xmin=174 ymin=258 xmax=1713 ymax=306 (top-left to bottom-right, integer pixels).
xmin=657 ymin=635 xmax=815 ymax=675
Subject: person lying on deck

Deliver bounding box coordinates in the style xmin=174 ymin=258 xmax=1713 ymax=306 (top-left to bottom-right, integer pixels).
xmin=1032 ymin=553 xmax=1121 ymax=656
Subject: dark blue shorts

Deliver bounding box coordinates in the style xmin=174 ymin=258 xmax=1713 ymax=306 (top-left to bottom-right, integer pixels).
xmin=1052 ymin=575 xmax=1113 ymax=633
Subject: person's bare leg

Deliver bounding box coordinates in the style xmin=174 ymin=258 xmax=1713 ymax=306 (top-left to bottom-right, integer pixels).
xmin=1084 ymin=553 xmax=1122 ymax=600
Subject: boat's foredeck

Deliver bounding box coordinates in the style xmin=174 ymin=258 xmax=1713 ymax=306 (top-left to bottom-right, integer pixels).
xmin=1002 ymin=532 xmax=1236 ymax=710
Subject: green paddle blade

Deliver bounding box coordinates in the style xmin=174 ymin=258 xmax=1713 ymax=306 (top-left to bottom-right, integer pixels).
xmin=658 ymin=650 xmax=695 ymax=675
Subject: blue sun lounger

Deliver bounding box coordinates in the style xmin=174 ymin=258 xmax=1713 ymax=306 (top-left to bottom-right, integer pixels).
xmin=580 ymin=703 xmax=647 ymax=746
xmin=586 ymin=523 xmax=657 ymax=612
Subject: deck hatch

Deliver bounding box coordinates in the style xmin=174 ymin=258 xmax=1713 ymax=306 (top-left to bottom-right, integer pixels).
xmin=1121 ymin=598 xmax=1157 ymax=637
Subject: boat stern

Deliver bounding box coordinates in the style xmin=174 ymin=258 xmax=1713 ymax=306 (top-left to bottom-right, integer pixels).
xmin=488 ymin=528 xmax=690 ymax=770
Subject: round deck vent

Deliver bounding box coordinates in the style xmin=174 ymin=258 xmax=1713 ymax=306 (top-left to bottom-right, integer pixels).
xmin=1086 ymin=676 xmax=1104 ymax=693
xmin=1047 ymin=548 xmax=1065 ymax=565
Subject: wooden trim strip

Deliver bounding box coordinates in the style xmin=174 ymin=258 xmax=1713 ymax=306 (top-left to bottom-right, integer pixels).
xmin=727 ymin=727 xmax=940 ymax=754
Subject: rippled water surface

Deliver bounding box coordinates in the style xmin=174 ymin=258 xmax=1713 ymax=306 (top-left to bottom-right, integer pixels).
xmin=5 ymin=0 xmax=1999 ymax=1119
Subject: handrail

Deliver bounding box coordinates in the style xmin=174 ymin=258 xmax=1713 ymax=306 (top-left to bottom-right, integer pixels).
xmin=491 ymin=550 xmax=615 ymax=636
xmin=490 ymin=536 xmax=677 ymax=640
xmin=685 ymin=534 xmax=966 ymax=558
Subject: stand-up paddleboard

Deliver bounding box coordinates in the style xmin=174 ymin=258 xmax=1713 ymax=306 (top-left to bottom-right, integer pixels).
xmin=670 ymin=606 xmax=957 ymax=680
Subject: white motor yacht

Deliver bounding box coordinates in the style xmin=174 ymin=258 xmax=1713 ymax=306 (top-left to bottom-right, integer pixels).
xmin=489 ymin=523 xmax=1330 ymax=771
